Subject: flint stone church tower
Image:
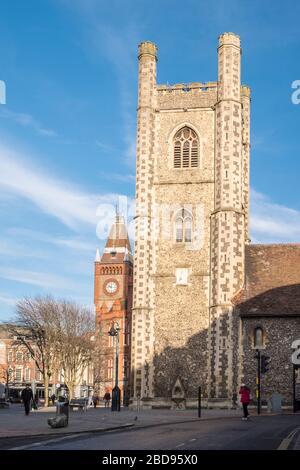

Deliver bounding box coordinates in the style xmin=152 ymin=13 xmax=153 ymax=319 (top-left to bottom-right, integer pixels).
xmin=131 ymin=32 xmax=251 ymax=407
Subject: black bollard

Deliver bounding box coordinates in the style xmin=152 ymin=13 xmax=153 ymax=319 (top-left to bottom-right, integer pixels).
xmin=198 ymin=386 xmax=201 ymax=418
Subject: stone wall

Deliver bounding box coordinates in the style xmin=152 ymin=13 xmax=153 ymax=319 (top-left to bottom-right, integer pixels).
xmin=241 ymin=316 xmax=300 ymax=405
xmin=152 ymin=79 xmax=215 ymax=401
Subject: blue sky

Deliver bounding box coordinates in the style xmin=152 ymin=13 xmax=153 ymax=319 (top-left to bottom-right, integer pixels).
xmin=0 ymin=0 xmax=300 ymax=321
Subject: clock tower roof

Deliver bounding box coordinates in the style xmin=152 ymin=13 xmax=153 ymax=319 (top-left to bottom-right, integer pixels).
xmin=99 ymin=215 xmax=133 ymax=264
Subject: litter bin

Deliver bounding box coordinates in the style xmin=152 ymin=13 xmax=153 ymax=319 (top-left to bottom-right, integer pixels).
xmin=56 ymin=397 xmax=69 ymax=424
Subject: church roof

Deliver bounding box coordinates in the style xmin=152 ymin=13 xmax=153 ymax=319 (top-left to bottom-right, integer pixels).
xmin=233 ymin=244 xmax=300 ymax=316
xmin=98 ymin=215 xmax=133 ymax=264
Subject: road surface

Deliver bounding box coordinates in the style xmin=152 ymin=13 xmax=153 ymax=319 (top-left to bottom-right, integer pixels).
xmin=4 ymin=414 xmax=300 ymax=451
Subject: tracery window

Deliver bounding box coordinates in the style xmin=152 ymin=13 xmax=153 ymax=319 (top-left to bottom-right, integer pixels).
xmin=175 ymin=209 xmax=193 ymax=243
xmin=174 ymin=127 xmax=199 ymax=168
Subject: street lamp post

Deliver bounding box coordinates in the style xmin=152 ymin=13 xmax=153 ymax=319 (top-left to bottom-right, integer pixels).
xmin=108 ymin=322 xmax=121 ymax=412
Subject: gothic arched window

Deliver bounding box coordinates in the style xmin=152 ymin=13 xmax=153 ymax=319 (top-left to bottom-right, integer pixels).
xmin=254 ymin=327 xmax=264 ymax=349
xmin=174 ymin=126 xmax=199 ymax=169
xmin=175 ymin=209 xmax=193 ymax=243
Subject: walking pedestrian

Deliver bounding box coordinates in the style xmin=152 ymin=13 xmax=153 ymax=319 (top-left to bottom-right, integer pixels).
xmin=88 ymin=393 xmax=93 ymax=408
xmin=92 ymin=393 xmax=99 ymax=408
xmin=21 ymin=384 xmax=33 ymax=416
xmin=103 ymin=391 xmax=111 ymax=408
xmin=51 ymin=393 xmax=56 ymax=405
xmin=239 ymin=383 xmax=250 ymax=420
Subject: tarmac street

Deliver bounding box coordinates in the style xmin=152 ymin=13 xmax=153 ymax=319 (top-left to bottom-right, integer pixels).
xmin=0 ymin=404 xmax=300 ymax=450
xmin=19 ymin=415 xmax=300 ymax=451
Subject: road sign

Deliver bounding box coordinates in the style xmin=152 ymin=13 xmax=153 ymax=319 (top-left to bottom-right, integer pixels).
xmin=291 ymin=339 xmax=300 ymax=365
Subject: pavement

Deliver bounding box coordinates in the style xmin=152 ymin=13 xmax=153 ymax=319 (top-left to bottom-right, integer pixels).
xmin=0 ymin=403 xmax=297 ymax=439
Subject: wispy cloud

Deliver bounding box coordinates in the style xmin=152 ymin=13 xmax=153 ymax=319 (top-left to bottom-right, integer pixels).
xmin=7 ymin=228 xmax=96 ymax=252
xmin=250 ymin=189 xmax=300 ymax=243
xmin=0 ymin=267 xmax=79 ymax=290
xmin=60 ymin=0 xmax=138 ymax=167
xmin=0 ymin=294 xmax=17 ymax=307
xmin=0 ymin=108 xmax=57 ymax=137
xmin=98 ymin=171 xmax=135 ymax=183
xmin=0 ymin=143 xmax=120 ymax=230
xmin=95 ymin=140 xmax=115 ymax=153
xmin=0 ymin=238 xmax=47 ymax=259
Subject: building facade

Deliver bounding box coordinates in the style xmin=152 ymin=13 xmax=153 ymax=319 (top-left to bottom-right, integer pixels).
xmin=130 ymin=32 xmax=300 ymax=408
xmin=0 ymin=325 xmax=93 ymax=401
xmin=94 ymin=216 xmax=133 ymax=404
xmin=0 ymin=325 xmax=42 ymax=400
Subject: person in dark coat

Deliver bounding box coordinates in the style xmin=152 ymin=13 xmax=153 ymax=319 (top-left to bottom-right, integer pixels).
xmin=103 ymin=391 xmax=111 ymax=408
xmin=239 ymin=384 xmax=251 ymax=420
xmin=21 ymin=384 xmax=33 ymax=416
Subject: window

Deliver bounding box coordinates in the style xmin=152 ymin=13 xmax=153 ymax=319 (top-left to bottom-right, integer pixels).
xmin=25 ymin=352 xmax=31 ymax=362
xmin=173 ymin=127 xmax=199 ymax=168
xmin=254 ymin=327 xmax=264 ymax=349
xmin=174 ymin=209 xmax=193 ymax=243
xmin=108 ymin=359 xmax=113 ymax=379
xmin=16 ymin=352 xmax=23 ymax=363
xmin=185 ymin=216 xmax=192 ymax=243
xmin=108 ymin=334 xmax=114 ymax=348
xmin=124 ymin=324 xmax=130 ymax=346
xmin=8 ymin=351 xmax=13 ymax=362
xmin=36 ymin=371 xmax=42 ymax=382
xmin=25 ymin=368 xmax=30 ymax=381
xmin=15 ymin=368 xmax=22 ymax=382
xmin=8 ymin=368 xmax=13 ymax=381
xmin=176 ymin=217 xmax=183 ymax=242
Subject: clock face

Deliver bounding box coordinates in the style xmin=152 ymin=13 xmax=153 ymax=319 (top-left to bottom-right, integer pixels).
xmin=105 ymin=280 xmax=118 ymax=294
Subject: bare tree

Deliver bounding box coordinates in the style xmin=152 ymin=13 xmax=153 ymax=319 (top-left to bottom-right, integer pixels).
xmin=0 ymin=365 xmax=13 ymax=400
xmin=7 ymin=297 xmax=61 ymax=407
xmin=56 ymin=301 xmax=95 ymax=399
xmin=6 ymin=297 xmax=95 ymax=404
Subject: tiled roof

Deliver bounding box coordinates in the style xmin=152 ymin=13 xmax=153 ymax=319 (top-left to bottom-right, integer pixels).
xmin=99 ymin=215 xmax=133 ymax=264
xmin=233 ymin=244 xmax=300 ymax=316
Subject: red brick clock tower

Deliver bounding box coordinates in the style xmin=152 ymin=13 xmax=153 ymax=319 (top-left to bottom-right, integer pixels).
xmin=94 ymin=215 xmax=133 ymax=404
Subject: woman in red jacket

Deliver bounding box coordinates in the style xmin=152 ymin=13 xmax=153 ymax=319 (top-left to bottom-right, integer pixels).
xmin=239 ymin=384 xmax=250 ymax=420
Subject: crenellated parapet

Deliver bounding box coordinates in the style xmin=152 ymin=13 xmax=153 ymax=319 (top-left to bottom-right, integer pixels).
xmin=138 ymin=41 xmax=157 ymax=60
xmin=218 ymin=32 xmax=241 ymax=48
